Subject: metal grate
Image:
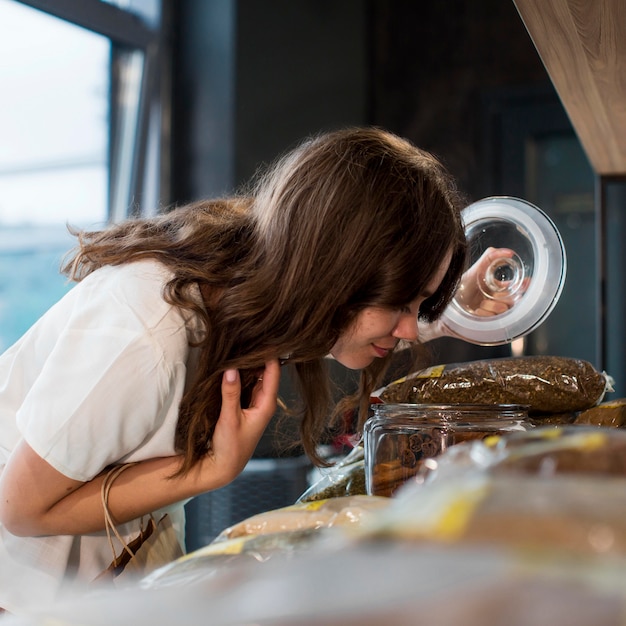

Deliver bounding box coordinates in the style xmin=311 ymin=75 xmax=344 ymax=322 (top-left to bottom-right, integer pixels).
xmin=184 ymin=455 xmax=312 ymax=552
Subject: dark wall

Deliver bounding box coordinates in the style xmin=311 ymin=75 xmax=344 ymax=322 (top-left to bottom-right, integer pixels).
xmin=171 ymin=0 xmax=369 ymax=202
xmin=367 ymin=0 xmax=551 ymax=201
xmin=170 ymin=0 xmax=237 ymax=202
xmin=234 ymin=0 xmax=368 ymax=183
xmin=172 ymin=1 xmax=552 ymax=204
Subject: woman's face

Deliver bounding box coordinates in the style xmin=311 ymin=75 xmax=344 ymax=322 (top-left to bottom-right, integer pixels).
xmin=330 ymin=253 xmax=452 ymax=370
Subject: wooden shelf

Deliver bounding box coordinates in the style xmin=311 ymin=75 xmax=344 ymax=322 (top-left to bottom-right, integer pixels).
xmin=514 ymin=0 xmax=626 ymax=175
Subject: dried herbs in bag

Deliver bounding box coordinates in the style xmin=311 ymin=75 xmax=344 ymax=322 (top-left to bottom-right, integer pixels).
xmin=375 ymin=356 xmax=612 ymax=415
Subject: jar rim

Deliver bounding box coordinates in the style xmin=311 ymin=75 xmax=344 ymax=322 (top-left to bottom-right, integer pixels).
xmin=371 ymin=402 xmax=529 ymax=412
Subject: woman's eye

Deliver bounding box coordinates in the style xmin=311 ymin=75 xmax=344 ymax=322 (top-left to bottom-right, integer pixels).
xmin=418 ymin=301 xmax=437 ymax=322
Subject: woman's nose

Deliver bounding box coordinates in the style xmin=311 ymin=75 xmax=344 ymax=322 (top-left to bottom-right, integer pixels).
xmin=393 ymin=312 xmax=419 ymax=342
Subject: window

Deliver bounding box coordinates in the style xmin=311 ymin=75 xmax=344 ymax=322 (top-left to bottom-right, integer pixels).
xmin=0 ymin=0 xmax=166 ymax=350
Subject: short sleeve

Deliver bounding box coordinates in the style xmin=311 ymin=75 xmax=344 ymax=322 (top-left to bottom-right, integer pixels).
xmin=15 ymin=263 xmax=191 ymax=481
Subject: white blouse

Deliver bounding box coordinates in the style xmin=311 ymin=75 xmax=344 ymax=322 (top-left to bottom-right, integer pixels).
xmin=0 ymin=259 xmax=202 ymax=613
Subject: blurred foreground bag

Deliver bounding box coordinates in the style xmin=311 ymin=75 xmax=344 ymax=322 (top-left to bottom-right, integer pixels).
xmin=357 ymin=427 xmax=626 ymax=558
xmin=374 ymin=356 xmax=612 ymax=415
xmin=94 ymin=463 xmax=184 ymax=587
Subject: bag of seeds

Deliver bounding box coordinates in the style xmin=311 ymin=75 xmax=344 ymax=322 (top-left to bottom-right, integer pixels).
xmin=374 ymin=356 xmax=613 ymax=415
xmin=297 ymin=445 xmax=367 ymax=502
xmin=574 ymin=398 xmax=626 ymax=428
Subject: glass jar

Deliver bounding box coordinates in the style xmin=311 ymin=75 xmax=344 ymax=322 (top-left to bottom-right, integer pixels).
xmin=364 ymin=403 xmax=530 ymax=497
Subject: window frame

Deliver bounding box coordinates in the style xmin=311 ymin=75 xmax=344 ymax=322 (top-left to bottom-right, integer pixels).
xmin=16 ymin=0 xmax=170 ymax=221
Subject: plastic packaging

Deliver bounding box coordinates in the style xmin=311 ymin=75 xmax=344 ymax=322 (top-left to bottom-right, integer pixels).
xmin=359 ymin=427 xmax=626 ymax=559
xmin=214 ymin=494 xmax=389 ymax=541
xmin=475 ymin=425 xmax=626 ymax=477
xmin=14 ymin=542 xmax=626 ymax=626
xmin=574 ymin=398 xmax=626 ymax=428
xmin=297 ymin=445 xmax=366 ymax=502
xmin=141 ymin=495 xmax=390 ymax=590
xmin=13 ymin=430 xmax=626 ymax=625
xmin=374 ymin=356 xmax=612 ymax=415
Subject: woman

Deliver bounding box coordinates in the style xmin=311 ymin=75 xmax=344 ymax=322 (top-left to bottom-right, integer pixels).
xmin=0 ymin=127 xmax=466 ymax=612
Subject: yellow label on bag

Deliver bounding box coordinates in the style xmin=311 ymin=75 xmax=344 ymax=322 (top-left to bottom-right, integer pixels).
xmin=185 ymin=537 xmax=247 ymax=558
xmin=433 ymin=486 xmax=487 ymax=541
xmin=298 ymin=499 xmax=328 ymax=511
xmin=362 ymin=476 xmax=489 ymax=543
xmin=482 ymin=434 xmax=502 ymax=447
xmin=414 ymin=364 xmax=446 ymax=379
xmin=388 ymin=364 xmax=446 ymax=387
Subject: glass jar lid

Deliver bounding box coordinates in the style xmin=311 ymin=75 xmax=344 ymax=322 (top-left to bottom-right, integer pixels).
xmin=441 ymin=196 xmax=567 ymax=345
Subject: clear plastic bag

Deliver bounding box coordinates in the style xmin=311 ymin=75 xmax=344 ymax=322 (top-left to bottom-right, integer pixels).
xmin=375 ymin=356 xmax=613 ymax=415
xmin=297 ymin=445 xmax=367 ymax=502
xmin=215 ymin=494 xmax=389 ymax=541
xmin=360 ymin=426 xmax=626 ymax=557
xmin=141 ymin=494 xmax=389 ymax=590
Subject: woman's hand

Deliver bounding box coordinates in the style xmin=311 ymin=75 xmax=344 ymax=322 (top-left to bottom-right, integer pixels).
xmin=455 ymin=247 xmax=525 ymax=315
xmin=204 ymin=359 xmax=280 ymax=485
xmin=418 ymin=247 xmax=529 ymax=342
xmin=0 ymin=361 xmax=281 ymax=537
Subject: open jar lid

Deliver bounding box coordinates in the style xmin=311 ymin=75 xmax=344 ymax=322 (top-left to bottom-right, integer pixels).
xmin=440 ymin=196 xmax=567 ymax=346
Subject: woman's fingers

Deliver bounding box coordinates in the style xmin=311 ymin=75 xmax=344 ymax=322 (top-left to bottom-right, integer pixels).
xmin=220 ymin=367 xmax=241 ymax=412
xmin=213 ymin=360 xmax=281 ymax=481
xmin=220 ymin=360 xmax=280 ymax=426
xmin=456 ymin=247 xmax=531 ymax=315
xmin=474 ymin=298 xmax=510 ymax=316
xmin=249 ymin=359 xmax=280 ymax=412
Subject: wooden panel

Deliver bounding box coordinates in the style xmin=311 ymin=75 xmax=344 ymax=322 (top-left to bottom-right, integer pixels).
xmin=513 ymin=0 xmax=626 ymax=175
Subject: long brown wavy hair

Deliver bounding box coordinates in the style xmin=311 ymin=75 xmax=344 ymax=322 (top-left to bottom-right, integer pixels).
xmin=62 ymin=127 xmax=467 ymax=473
